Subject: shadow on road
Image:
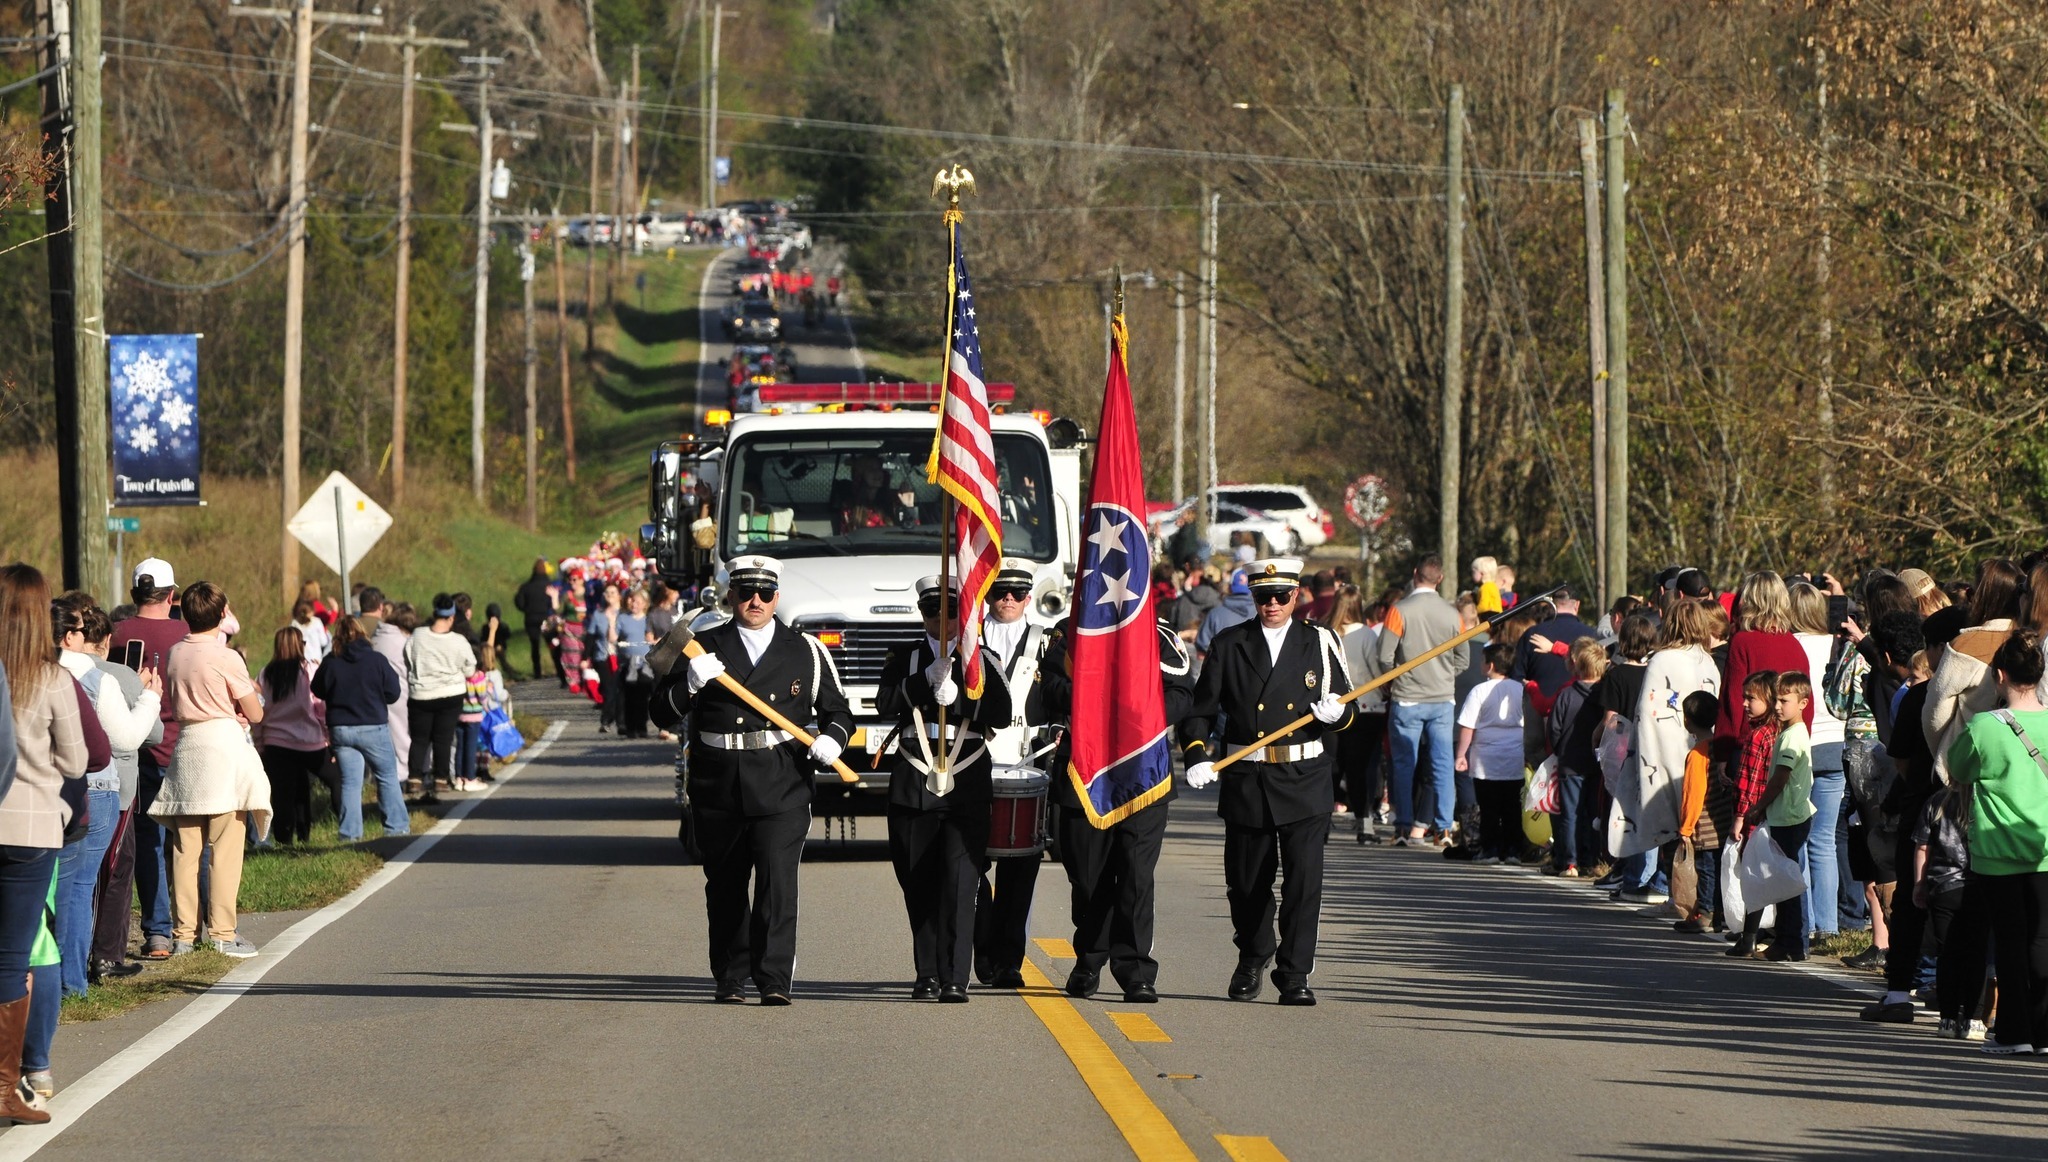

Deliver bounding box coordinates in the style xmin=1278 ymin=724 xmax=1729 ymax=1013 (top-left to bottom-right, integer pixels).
xmin=241 ymin=970 xmax=935 ymax=1005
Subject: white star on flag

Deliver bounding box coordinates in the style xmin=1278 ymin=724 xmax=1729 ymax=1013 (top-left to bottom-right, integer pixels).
xmin=1086 ymin=517 xmax=1129 ymax=558
xmin=1094 ymin=569 xmax=1138 ymax=609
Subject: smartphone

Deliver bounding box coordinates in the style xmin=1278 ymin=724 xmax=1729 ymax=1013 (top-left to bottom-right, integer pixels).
xmin=121 ymin=639 xmax=145 ymax=672
xmin=1827 ymin=595 xmax=1851 ymax=635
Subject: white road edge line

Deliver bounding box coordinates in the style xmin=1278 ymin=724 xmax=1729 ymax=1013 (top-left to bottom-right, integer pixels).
xmin=1494 ymin=858 xmax=1884 ymax=998
xmin=693 ymin=248 xmax=729 ymax=429
xmin=0 ymin=720 xmax=568 ymax=1159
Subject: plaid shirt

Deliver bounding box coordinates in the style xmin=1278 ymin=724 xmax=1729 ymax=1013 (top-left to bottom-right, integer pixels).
xmin=1733 ymin=718 xmax=1782 ymax=828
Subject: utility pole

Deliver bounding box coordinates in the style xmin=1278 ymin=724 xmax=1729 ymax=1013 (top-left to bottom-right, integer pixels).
xmin=627 ymin=44 xmax=641 ymax=221
xmin=231 ymin=1 xmax=384 ymax=605
xmin=1577 ymin=117 xmax=1608 ymax=608
xmin=40 ymin=0 xmax=109 ymax=593
xmin=1439 ymin=84 xmax=1464 ymax=599
xmin=698 ymin=0 xmax=710 ymax=207
xmin=520 ymin=233 xmax=539 ymax=532
xmin=552 ymin=212 xmax=577 ymax=482
xmin=707 ymin=5 xmax=725 ymax=201
xmin=1204 ymin=190 xmax=1219 ymax=535
xmin=1603 ymin=89 xmax=1629 ymax=602
xmin=609 ymin=69 xmax=626 ymax=292
xmin=1814 ymin=48 xmax=1836 ymax=524
xmin=442 ymin=57 xmax=536 ymax=502
xmin=1172 ymin=270 xmax=1186 ymax=505
xmin=356 ymin=21 xmax=468 ymax=507
xmin=586 ymin=127 xmax=601 ymax=353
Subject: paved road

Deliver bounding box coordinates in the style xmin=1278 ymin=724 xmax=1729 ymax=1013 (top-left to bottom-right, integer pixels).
xmin=691 ymin=243 xmax=864 ymax=431
xmin=15 ymin=685 xmax=2048 ymax=1160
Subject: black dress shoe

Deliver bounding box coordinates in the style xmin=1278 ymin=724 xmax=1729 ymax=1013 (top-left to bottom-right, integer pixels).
xmin=938 ymin=983 xmax=970 ymax=1003
xmin=1122 ymin=982 xmax=1159 ymax=1004
xmin=1277 ymin=985 xmax=1318 ymax=1007
xmin=1228 ymin=957 xmax=1271 ymax=1001
xmin=991 ymin=969 xmax=1027 ymax=989
xmin=1065 ymin=969 xmax=1100 ymax=999
xmin=760 ymin=992 xmax=793 ymax=1007
xmin=912 ymin=977 xmax=941 ymax=1000
xmin=714 ymin=983 xmax=747 ymax=1004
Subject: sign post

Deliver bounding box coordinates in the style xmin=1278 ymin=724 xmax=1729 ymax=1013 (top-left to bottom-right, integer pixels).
xmin=1343 ymin=474 xmax=1393 ymax=597
xmin=105 ymin=515 xmax=140 ymax=600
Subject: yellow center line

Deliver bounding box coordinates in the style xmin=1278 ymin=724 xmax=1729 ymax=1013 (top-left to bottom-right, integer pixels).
xmin=1015 ymin=958 xmax=1197 ymax=1161
xmin=1107 ymin=1011 xmax=1173 ymax=1043
xmin=1216 ymin=1134 xmax=1289 ymax=1161
xmin=1035 ymin=936 xmax=1077 ymax=958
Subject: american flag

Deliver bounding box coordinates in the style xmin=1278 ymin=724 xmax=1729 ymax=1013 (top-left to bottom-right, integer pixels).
xmin=926 ymin=230 xmax=1003 ymax=698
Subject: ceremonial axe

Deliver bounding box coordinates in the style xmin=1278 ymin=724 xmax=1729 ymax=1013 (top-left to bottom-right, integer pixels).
xmin=650 ymin=622 xmax=861 ymax=784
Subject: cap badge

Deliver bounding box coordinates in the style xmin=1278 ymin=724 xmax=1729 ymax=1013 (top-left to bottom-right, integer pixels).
xmin=1264 ymin=563 xmax=1278 ymax=576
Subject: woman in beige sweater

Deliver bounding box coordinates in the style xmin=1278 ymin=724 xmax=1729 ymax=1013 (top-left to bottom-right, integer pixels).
xmin=0 ymin=563 xmax=86 ymax=1124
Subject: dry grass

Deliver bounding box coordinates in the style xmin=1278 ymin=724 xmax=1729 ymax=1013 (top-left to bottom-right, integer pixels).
xmin=59 ymin=948 xmax=238 ymax=1025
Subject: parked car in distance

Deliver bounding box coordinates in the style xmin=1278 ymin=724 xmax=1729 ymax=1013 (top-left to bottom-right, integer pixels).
xmin=1210 ymin=484 xmax=1333 ymax=549
xmin=1147 ymin=496 xmax=1301 ymax=556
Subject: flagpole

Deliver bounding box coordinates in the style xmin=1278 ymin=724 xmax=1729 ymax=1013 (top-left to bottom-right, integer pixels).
xmin=930 ymin=169 xmax=971 ymax=775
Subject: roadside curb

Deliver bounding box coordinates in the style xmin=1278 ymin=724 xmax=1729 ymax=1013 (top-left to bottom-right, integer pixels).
xmin=0 ymin=721 xmax=567 ymax=1159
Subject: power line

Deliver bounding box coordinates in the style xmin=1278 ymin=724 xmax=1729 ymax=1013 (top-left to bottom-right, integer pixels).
xmin=103 ymin=37 xmax=1581 ymax=184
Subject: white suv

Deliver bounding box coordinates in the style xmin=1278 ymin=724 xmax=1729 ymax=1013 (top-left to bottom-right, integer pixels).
xmin=1211 ymin=485 xmax=1332 ymax=550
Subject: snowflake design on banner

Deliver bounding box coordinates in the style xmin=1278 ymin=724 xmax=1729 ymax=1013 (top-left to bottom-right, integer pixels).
xmin=108 ymin=334 xmax=202 ymax=503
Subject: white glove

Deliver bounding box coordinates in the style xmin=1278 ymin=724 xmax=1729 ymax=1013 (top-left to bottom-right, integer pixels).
xmin=686 ymin=652 xmax=726 ymax=695
xmin=1311 ymin=695 xmax=1346 ymax=725
xmin=809 ymin=735 xmax=844 ymax=768
xmin=923 ymin=656 xmax=952 ymax=690
xmin=931 ymin=676 xmax=959 ymax=707
xmin=1185 ymin=762 xmax=1217 ymax=789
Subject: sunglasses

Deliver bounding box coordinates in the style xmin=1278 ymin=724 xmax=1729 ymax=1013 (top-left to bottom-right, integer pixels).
xmin=918 ymin=599 xmax=961 ymax=616
xmin=990 ymin=587 xmax=1031 ymax=602
xmin=1254 ymin=589 xmax=1298 ymax=606
xmin=731 ymin=586 xmax=778 ymax=604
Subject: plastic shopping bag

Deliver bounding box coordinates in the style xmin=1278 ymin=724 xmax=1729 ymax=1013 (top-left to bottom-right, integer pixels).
xmin=1718 ymin=833 xmax=1774 ymax=930
xmin=1596 ymin=715 xmax=1634 ymax=796
xmin=1524 ymin=756 xmax=1561 ymax=815
xmin=1737 ymin=824 xmax=1807 ymax=908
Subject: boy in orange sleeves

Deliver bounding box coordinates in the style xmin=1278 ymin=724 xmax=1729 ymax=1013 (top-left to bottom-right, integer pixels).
xmin=1673 ymin=691 xmax=1722 ymax=934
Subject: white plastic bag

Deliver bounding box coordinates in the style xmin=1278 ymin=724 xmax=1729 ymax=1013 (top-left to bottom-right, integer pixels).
xmin=1718 ymin=833 xmax=1774 ymax=930
xmin=1737 ymin=824 xmax=1807 ymax=908
xmin=1596 ymin=716 xmax=1634 ymax=796
xmin=1525 ymin=756 xmax=1560 ymax=814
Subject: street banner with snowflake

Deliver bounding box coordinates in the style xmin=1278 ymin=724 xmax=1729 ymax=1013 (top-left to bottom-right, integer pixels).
xmin=109 ymin=335 xmax=201 ymax=506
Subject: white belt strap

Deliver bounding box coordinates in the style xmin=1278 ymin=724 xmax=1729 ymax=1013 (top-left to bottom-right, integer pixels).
xmin=700 ymin=729 xmax=794 ymax=751
xmin=1239 ymin=738 xmax=1324 ymax=764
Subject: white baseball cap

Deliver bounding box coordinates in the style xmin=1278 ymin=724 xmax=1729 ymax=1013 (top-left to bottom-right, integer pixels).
xmin=132 ymin=557 xmax=176 ymax=589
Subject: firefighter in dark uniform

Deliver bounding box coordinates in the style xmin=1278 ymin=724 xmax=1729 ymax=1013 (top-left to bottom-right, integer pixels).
xmin=972 ymin=560 xmax=1054 ymax=989
xmin=1180 ymin=558 xmax=1355 ymax=1006
xmin=875 ymin=575 xmax=1013 ymax=1003
xmin=1039 ymin=616 xmax=1197 ymax=1003
xmin=649 ymin=555 xmax=854 ymax=1006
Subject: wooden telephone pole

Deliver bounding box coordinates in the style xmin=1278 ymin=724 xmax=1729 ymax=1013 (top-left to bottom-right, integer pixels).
xmin=586 ymin=126 xmax=601 ymax=353
xmin=1439 ymin=84 xmax=1465 ymax=598
xmin=1577 ymin=117 xmax=1608 ymax=608
xmin=1603 ymin=90 xmax=1630 ymax=603
xmin=520 ymin=234 xmax=538 ymax=531
xmin=40 ymin=0 xmax=109 ymax=594
xmin=231 ymin=1 xmax=384 ymax=604
xmin=355 ymin=21 xmax=468 ymax=507
xmin=441 ymin=58 xmax=536 ymax=502
xmin=551 ymin=213 xmax=577 ymax=483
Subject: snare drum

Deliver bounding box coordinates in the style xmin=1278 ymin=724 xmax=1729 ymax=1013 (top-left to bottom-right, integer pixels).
xmin=987 ymin=766 xmax=1050 ymax=858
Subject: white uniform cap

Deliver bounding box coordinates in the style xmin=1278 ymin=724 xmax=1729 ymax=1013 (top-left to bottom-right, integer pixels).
xmin=1246 ymin=557 xmax=1305 ymax=590
xmin=728 ymin=555 xmax=783 ymax=589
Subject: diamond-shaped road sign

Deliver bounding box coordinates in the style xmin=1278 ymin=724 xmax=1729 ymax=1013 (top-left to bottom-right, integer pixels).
xmin=287 ymin=471 xmax=392 ymax=577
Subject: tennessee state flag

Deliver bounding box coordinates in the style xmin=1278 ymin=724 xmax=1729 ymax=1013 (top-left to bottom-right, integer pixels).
xmin=1066 ymin=310 xmax=1173 ymax=827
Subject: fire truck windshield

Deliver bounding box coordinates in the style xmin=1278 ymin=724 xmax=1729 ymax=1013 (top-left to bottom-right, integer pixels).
xmin=721 ymin=431 xmax=1057 ymax=561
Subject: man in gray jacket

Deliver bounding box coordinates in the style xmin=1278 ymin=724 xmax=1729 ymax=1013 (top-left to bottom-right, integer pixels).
xmin=1374 ymin=555 xmax=1465 ymax=846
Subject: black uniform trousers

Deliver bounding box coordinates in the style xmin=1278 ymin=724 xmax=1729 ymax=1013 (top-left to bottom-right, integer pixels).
xmin=1223 ymin=774 xmax=1330 ymax=987
xmin=696 ymin=804 xmax=809 ymax=995
xmin=888 ymin=799 xmax=991 ymax=988
xmin=1058 ymin=800 xmax=1169 ymax=989
xmin=973 ymin=854 xmax=1041 ymax=982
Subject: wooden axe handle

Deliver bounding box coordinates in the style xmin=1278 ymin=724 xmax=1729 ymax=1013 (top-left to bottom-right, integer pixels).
xmin=682 ymin=639 xmax=860 ymax=784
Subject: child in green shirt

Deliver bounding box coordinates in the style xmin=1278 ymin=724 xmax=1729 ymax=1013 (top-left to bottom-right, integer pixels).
xmin=1740 ymin=671 xmax=1817 ymax=962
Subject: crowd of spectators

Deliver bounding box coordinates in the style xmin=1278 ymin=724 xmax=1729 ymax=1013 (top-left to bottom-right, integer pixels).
xmin=0 ymin=554 xmax=521 ymax=1116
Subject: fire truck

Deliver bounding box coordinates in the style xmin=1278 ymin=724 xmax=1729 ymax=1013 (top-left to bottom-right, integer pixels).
xmin=644 ymin=382 xmax=1086 ymax=822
